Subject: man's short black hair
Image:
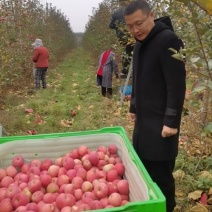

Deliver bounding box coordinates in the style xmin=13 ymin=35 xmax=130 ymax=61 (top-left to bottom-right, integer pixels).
xmin=124 ymin=0 xmax=151 ymax=16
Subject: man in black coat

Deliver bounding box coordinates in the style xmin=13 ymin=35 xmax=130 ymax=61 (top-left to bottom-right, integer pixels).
xmin=109 ymin=0 xmax=134 ymax=77
xmin=124 ymin=1 xmax=186 ymax=212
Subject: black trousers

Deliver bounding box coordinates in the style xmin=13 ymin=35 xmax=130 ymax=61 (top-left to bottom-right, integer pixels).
xmin=102 ymin=87 xmax=112 ymax=96
xmin=120 ymin=43 xmax=134 ymax=74
xmin=35 ymin=68 xmax=47 ymax=90
xmin=141 ymin=160 xmax=176 ymax=212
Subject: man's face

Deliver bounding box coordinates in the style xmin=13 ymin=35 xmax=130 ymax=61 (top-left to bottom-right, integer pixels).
xmin=125 ymin=9 xmax=155 ymax=41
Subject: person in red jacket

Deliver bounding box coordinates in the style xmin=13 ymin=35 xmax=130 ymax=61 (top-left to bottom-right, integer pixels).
xmin=32 ymin=38 xmax=49 ymax=90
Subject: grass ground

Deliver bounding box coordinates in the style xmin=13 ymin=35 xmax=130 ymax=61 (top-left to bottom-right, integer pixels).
xmin=1 ymin=48 xmax=133 ymax=138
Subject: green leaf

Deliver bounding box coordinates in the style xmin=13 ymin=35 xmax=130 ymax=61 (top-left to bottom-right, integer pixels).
xmin=208 ymin=80 xmax=212 ymax=90
xmin=190 ymin=57 xmax=201 ymax=63
xmin=192 ymin=85 xmax=206 ymax=93
xmin=208 ymin=59 xmax=212 ymax=70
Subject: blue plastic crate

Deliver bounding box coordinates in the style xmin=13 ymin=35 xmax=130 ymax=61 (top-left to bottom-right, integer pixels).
xmin=120 ymin=85 xmax=132 ymax=96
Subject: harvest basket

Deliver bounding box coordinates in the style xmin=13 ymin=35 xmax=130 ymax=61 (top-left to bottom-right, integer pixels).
xmin=0 ymin=126 xmax=166 ymax=212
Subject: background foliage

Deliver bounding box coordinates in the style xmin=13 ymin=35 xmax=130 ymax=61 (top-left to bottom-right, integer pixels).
xmin=0 ymin=0 xmax=76 ymax=96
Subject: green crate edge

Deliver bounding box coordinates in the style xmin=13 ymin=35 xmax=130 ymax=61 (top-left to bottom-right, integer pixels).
xmin=0 ymin=126 xmax=166 ymax=212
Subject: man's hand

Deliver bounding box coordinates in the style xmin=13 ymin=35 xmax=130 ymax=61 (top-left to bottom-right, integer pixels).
xmin=161 ymin=126 xmax=178 ymax=138
xmin=128 ymin=113 xmax=136 ymax=122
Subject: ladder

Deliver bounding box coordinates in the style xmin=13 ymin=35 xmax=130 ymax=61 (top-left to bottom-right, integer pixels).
xmin=119 ymin=59 xmax=133 ymax=107
xmin=0 ymin=124 xmax=8 ymax=137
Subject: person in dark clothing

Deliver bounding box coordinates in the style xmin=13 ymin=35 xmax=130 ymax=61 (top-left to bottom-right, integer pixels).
xmin=96 ymin=49 xmax=119 ymax=97
xmin=124 ymin=1 xmax=186 ymax=212
xmin=32 ymin=38 xmax=49 ymax=90
xmin=109 ymin=0 xmax=134 ymax=77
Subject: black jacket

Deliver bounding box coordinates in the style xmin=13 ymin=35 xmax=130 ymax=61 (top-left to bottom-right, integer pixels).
xmin=109 ymin=6 xmax=128 ymax=42
xmin=130 ymin=16 xmax=186 ymax=161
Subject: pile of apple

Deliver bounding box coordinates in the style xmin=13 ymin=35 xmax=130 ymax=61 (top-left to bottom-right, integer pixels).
xmin=0 ymin=144 xmax=130 ymax=212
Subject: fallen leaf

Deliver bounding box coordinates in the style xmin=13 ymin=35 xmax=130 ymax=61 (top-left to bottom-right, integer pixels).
xmin=60 ymin=119 xmax=73 ymax=127
xmin=189 ymin=203 xmax=208 ymax=212
xmin=207 ymin=197 xmax=212 ymax=204
xmin=175 ymin=190 xmax=184 ymax=198
xmin=188 ymin=190 xmax=203 ymax=200
xmin=72 ymin=83 xmax=78 ymax=87
xmin=208 ymin=187 xmax=212 ymax=195
xmin=173 ymin=170 xmax=185 ymax=180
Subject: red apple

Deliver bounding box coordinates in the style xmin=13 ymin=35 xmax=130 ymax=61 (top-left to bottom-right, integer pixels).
xmin=40 ymin=159 xmax=53 ymax=171
xmin=76 ymin=167 xmax=86 ymax=180
xmin=31 ymin=190 xmax=44 ymax=203
xmin=40 ymin=203 xmax=55 ymax=212
xmin=73 ymin=159 xmax=82 ymax=165
xmin=72 ymin=176 xmax=83 ymax=189
xmin=6 ymin=165 xmax=18 ymax=178
xmin=14 ymin=173 xmax=29 ymax=185
xmin=66 ymin=169 xmax=77 ymax=181
xmin=62 ymin=157 xmax=75 ymax=170
xmin=12 ymin=192 xmax=30 ymax=208
xmin=0 ymin=198 xmax=14 ymax=212
xmin=114 ymin=163 xmax=125 ymax=176
xmin=100 ymin=197 xmax=109 ymax=207
xmin=77 ymin=203 xmax=90 ymax=211
xmin=70 ymin=110 xmax=77 ymax=117
xmin=107 ymin=182 xmax=118 ymax=195
xmin=89 ymin=151 xmax=99 ymax=166
xmin=61 ymin=206 xmax=72 ymax=212
xmin=64 ymin=184 xmax=75 ymax=194
xmin=70 ymin=149 xmax=79 ymax=159
xmin=56 ymin=193 xmax=76 ymax=209
xmin=108 ymin=144 xmax=118 ymax=154
xmin=48 ymin=165 xmax=60 ymax=177
xmin=94 ymin=182 xmax=108 ymax=199
xmin=27 ymin=167 xmax=40 ymax=176
xmin=73 ymin=188 xmax=83 ymax=201
xmin=22 ymin=187 xmax=32 ymax=199
xmin=5 ymin=184 xmax=21 ymax=199
xmin=12 ymin=156 xmax=24 ymax=168
xmin=0 ymin=168 xmax=7 ymax=181
xmin=26 ymin=202 xmax=39 ymax=212
xmin=103 ymin=164 xmax=114 ymax=173
xmin=43 ymin=193 xmax=57 ymax=204
xmin=46 ymin=182 xmax=59 ymax=193
xmin=0 ymin=188 xmax=7 ymax=202
xmin=57 ymin=174 xmax=69 ymax=187
xmin=97 ymin=146 xmax=107 ymax=154
xmin=54 ymin=157 xmax=63 ymax=167
xmin=82 ymin=159 xmax=92 ymax=171
xmin=40 ymin=174 xmax=52 ymax=187
xmin=78 ymin=145 xmax=88 ymax=157
xmin=108 ymin=192 xmax=122 ymax=207
xmin=97 ymin=151 xmax=105 ymax=160
xmin=117 ymin=179 xmax=129 ymax=195
xmin=89 ymin=200 xmax=103 ymax=210
xmin=86 ymin=167 xmax=99 ymax=183
xmin=1 ymin=176 xmax=15 ymax=188
xmin=81 ymin=181 xmax=93 ymax=192
xmin=15 ymin=205 xmax=27 ymax=212
xmin=28 ymin=178 xmax=42 ymax=193
xmin=30 ymin=159 xmax=41 ymax=168
xmin=82 ymin=191 xmax=95 ymax=201
xmin=20 ymin=163 xmax=30 ymax=174
xmin=107 ymin=169 xmax=119 ymax=182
